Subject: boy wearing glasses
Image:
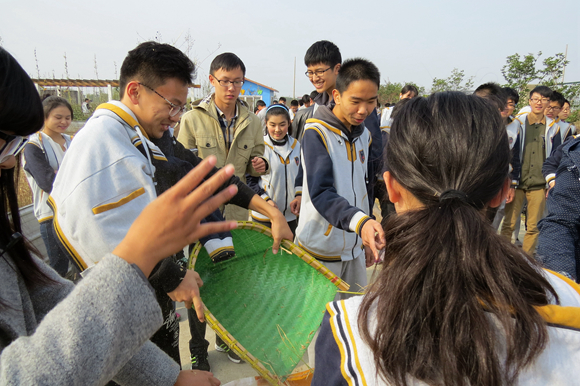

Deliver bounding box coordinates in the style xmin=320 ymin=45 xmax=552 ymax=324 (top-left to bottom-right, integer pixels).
xmin=178 ymin=52 xmax=267 ymax=222
xmin=501 ymin=86 xmax=558 ymax=254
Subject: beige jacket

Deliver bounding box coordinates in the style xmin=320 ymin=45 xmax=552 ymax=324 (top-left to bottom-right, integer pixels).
xmin=177 ymin=94 xmax=265 ymax=220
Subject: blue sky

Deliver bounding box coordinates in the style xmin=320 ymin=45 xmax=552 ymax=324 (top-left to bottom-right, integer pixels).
xmin=1 ymin=0 xmax=578 ymax=98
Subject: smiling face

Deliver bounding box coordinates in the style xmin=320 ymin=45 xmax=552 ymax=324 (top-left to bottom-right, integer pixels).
xmin=133 ymin=78 xmax=188 ymax=139
xmin=267 ymin=113 xmax=289 ymax=141
xmin=44 ymin=105 xmax=72 ymax=136
xmin=307 ymin=62 xmax=340 ymax=95
xmin=529 ymin=92 xmax=549 ymax=115
xmin=545 ymin=100 xmax=562 ymax=120
xmin=210 ymin=67 xmax=244 ymax=108
xmin=332 ymin=80 xmax=378 ymax=129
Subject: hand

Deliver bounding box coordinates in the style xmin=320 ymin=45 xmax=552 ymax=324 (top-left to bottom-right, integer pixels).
xmin=360 ymin=219 xmax=386 ymax=262
xmin=113 ymin=156 xmax=238 ymax=277
xmin=364 ymin=246 xmax=375 ymax=268
xmin=546 ymin=181 xmax=555 ymax=198
xmin=506 ymin=187 xmax=515 ymax=204
xmin=270 ymin=212 xmax=294 ymax=255
xmin=251 ymin=157 xmax=266 ymax=173
xmin=167 ymin=270 xmax=205 ymax=322
xmin=174 ymin=370 xmax=220 ymax=386
xmin=290 ymin=196 xmax=301 ymax=216
xmin=267 ymin=199 xmax=278 ymax=209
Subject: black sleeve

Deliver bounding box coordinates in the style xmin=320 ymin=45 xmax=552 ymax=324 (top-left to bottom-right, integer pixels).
xmin=148 ymin=257 xmax=187 ymax=293
xmin=246 ymin=174 xmax=266 ymax=196
xmin=510 ymin=133 xmax=521 ymax=184
xmin=172 ymin=138 xmax=255 ymax=209
xmin=23 ymin=143 xmax=55 ymax=192
xmin=364 ymin=110 xmax=382 ymax=217
xmin=311 ymin=310 xmax=349 ymax=386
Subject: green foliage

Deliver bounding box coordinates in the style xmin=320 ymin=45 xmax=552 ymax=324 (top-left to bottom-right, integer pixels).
xmin=431 ymin=68 xmax=474 ymax=93
xmin=501 ymin=52 xmax=580 ymax=111
xmin=379 ymin=81 xmax=425 ymax=104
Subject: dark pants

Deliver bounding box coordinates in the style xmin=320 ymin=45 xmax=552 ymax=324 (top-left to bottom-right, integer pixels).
xmin=151 ymin=284 xmax=181 ymax=365
xmin=188 ymin=307 xmax=210 ymax=355
xmin=254 ymin=218 xmax=298 ymax=235
xmin=40 ymin=219 xmax=69 ymax=277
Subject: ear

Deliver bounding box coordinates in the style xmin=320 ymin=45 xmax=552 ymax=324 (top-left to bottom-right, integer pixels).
xmin=384 ymin=171 xmax=402 ymax=204
xmin=489 ymin=178 xmax=511 ymax=208
xmin=209 ymin=74 xmax=216 ymax=86
xmin=332 ymin=89 xmax=341 ymax=105
xmin=125 ymin=81 xmax=141 ymax=106
xmin=333 ymin=63 xmax=341 ymax=75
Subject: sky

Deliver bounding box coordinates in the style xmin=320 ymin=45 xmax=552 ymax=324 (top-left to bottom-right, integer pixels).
xmin=1 ymin=0 xmax=579 ymax=99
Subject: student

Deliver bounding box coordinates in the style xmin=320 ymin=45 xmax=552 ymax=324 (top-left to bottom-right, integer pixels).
xmin=22 ymin=96 xmax=73 ymax=277
xmin=247 ymin=104 xmax=301 ymax=234
xmin=279 ymin=96 xmax=287 ymax=106
xmin=48 ymin=42 xmax=292 ymax=371
xmin=293 ymin=90 xmax=318 ymax=142
xmin=0 ymin=46 xmax=225 ymax=386
xmin=560 ymin=99 xmax=572 ymax=121
xmin=289 ymin=99 xmax=299 ymax=121
xmin=293 ymin=40 xmax=382 ymax=214
xmin=177 ymin=52 xmax=268 ymax=222
xmin=313 ymin=91 xmax=580 ymax=386
xmin=294 ymin=58 xmax=385 ymax=297
xmin=500 ymin=86 xmax=557 ymax=254
xmin=545 ymin=91 xmax=576 ymax=155
xmin=379 ymin=84 xmax=418 ymax=128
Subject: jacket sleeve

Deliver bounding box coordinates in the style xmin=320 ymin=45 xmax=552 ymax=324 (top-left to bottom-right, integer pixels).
xmin=176 ymin=113 xmax=198 ymax=151
xmin=510 ymin=133 xmax=521 ymax=185
xmin=0 ymin=254 xmax=179 ymax=386
xmin=311 ymin=309 xmax=349 ymax=386
xmin=543 ymin=141 xmax=565 ymax=184
xmin=537 ymin=154 xmax=580 ymax=281
xmin=302 ymin=128 xmax=371 ymax=235
xmin=365 ymin=113 xmax=382 ymax=216
xmin=247 ymin=117 xmax=267 ymax=177
xmin=294 ymin=159 xmax=303 ymax=197
xmin=246 ymin=174 xmax=267 ymax=197
xmin=23 ymin=143 xmax=55 ymax=193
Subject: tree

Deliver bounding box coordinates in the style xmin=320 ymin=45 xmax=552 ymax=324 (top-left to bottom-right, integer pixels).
xmin=501 ymin=52 xmax=580 ymax=111
xmin=379 ymin=81 xmax=425 ymax=105
xmin=430 ymin=68 xmax=475 ymax=93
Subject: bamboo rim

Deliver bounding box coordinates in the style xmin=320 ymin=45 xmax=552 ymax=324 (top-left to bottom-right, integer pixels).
xmin=188 ymin=221 xmax=350 ymax=385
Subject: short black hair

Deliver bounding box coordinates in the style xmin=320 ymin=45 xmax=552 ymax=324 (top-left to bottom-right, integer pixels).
xmin=256 ymin=100 xmax=266 ymax=107
xmin=304 ymin=40 xmax=341 ymax=68
xmin=474 ymin=82 xmax=507 ymax=111
xmin=272 ymin=99 xmax=278 ymax=104
xmin=529 ymin=85 xmax=552 ymax=99
xmin=400 ymin=84 xmax=419 ymax=97
xmin=309 ymin=90 xmax=318 ymax=100
xmin=210 ymin=52 xmax=246 ymax=77
xmin=335 ymin=58 xmax=380 ymax=94
xmin=503 ymin=87 xmax=519 ymax=105
xmin=279 ymin=97 xmax=286 ymax=103
xmin=291 ymin=99 xmax=299 ymax=107
xmin=42 ymin=96 xmax=74 ymax=120
xmin=391 ymin=98 xmax=411 ymax=120
xmin=550 ymin=90 xmax=566 ymax=108
xmin=564 ymin=98 xmax=570 ymax=106
xmin=301 ymin=94 xmax=310 ymax=104
xmin=119 ymin=41 xmax=195 ymax=99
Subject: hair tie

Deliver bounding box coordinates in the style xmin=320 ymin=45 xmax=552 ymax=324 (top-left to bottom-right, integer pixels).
xmin=439 ymin=189 xmax=469 ymax=204
xmin=266 ymin=104 xmax=289 ymax=113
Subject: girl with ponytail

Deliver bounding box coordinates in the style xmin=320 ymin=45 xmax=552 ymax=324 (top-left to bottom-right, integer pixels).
xmin=312 ymin=92 xmax=580 ymax=386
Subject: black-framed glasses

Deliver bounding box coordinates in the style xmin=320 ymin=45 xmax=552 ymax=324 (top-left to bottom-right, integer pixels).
xmin=546 ymin=106 xmax=562 ymax=111
xmin=139 ymin=83 xmax=187 ymax=117
xmin=305 ymin=67 xmax=331 ymax=78
xmin=530 ymin=97 xmax=549 ymax=104
xmin=213 ymin=77 xmax=244 ymax=88
xmin=0 ymin=131 xmax=27 ymax=164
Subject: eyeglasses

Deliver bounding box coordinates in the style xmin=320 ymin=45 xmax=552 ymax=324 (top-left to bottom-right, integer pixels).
xmin=139 ymin=83 xmax=187 ymax=117
xmin=305 ymin=67 xmax=331 ymax=78
xmin=0 ymin=131 xmax=27 ymax=164
xmin=213 ymin=77 xmax=244 ymax=88
xmin=546 ymin=106 xmax=562 ymax=111
xmin=530 ymin=97 xmax=549 ymax=104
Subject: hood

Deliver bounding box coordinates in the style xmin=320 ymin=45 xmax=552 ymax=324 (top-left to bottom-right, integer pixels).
xmin=312 ymin=105 xmax=365 ymax=142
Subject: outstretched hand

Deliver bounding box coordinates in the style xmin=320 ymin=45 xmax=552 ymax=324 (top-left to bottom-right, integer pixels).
xmin=168 ymin=269 xmax=205 ymax=322
xmin=360 ymin=219 xmax=386 ymax=263
xmin=174 ymin=370 xmax=220 ymax=386
xmin=113 ymin=156 xmax=238 ymax=277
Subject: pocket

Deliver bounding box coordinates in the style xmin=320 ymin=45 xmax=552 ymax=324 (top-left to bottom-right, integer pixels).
xmin=236 ymin=139 xmax=254 ymax=160
xmin=324 ymin=223 xmax=332 ymax=236
xmin=92 ymin=187 xmax=146 ymax=215
xmin=199 ymin=137 xmax=218 ymax=150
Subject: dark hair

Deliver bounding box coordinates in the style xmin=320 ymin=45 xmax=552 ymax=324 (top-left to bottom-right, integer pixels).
xmin=290 ymin=99 xmax=298 ymax=107
xmin=503 ymin=87 xmax=519 ymax=104
xmin=119 ymin=41 xmax=195 ymax=98
xmin=400 ymin=84 xmax=418 ymax=97
xmin=272 ymin=99 xmax=278 ymax=104
xmin=529 ymin=85 xmax=552 ymax=99
xmin=309 ymin=90 xmax=318 ymax=100
xmin=390 ymin=98 xmax=410 ymax=119
xmin=564 ymin=98 xmax=570 ymax=106
xmin=265 ymin=105 xmax=293 ymax=136
xmin=42 ymin=96 xmax=74 ymax=120
xmin=210 ymin=52 xmax=246 ymax=77
xmin=549 ymin=90 xmax=566 ymax=108
xmin=335 ymin=58 xmax=380 ymax=93
xmin=359 ymin=92 xmax=557 ymax=386
xmin=279 ymin=97 xmax=286 ymax=103
xmin=301 ymin=94 xmax=310 ymax=105
xmin=304 ymin=40 xmax=341 ymax=68
xmin=256 ymin=100 xmax=266 ymax=108
xmin=0 ymin=48 xmax=53 ymax=299
xmin=474 ymin=82 xmax=507 ymax=111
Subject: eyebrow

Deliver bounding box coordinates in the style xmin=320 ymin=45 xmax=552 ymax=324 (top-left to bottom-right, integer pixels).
xmin=349 ymin=96 xmax=378 ymax=101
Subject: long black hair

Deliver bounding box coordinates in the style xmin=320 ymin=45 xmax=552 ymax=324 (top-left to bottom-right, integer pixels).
xmin=359 ymin=92 xmax=557 ymax=386
xmin=0 ymin=47 xmax=53 ymax=294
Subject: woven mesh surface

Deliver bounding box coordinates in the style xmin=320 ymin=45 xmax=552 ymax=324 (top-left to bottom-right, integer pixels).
xmin=191 ymin=226 xmax=338 ymax=381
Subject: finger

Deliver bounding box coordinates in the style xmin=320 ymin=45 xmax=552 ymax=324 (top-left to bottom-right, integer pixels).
xmin=184 ymin=165 xmax=236 ymax=209
xmin=169 ymin=156 xmax=218 ymax=199
xmin=187 ymin=185 xmax=238 ymax=225
xmin=193 ymin=296 xmax=205 ymax=323
xmin=272 ymin=236 xmax=281 ymax=255
xmin=185 ymin=300 xmax=193 ymax=309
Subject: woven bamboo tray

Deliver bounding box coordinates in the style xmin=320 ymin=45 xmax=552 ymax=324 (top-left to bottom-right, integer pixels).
xmin=189 ymin=221 xmax=349 ymax=385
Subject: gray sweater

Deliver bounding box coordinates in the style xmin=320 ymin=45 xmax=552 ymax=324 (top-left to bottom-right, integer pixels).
xmin=0 ymin=253 xmax=180 ymax=385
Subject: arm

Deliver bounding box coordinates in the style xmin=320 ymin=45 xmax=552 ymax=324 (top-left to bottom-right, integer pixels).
xmin=510 ymin=133 xmax=521 ymax=187
xmin=246 ymin=118 xmax=267 ymax=177
xmin=537 ymin=155 xmax=580 ymax=281
xmin=364 ymin=110 xmax=382 ymax=214
xmin=290 ymin=157 xmax=304 ymax=215
xmin=311 ymin=309 xmax=349 ymax=386
xmin=246 ymin=173 xmax=267 ymax=197
xmin=23 ymin=143 xmax=55 ymax=192
xmin=248 ymin=195 xmax=293 ymax=254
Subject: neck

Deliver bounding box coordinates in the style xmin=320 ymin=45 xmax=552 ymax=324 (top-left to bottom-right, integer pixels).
xmin=332 ymin=105 xmax=351 ymax=131
xmin=215 ymin=97 xmax=236 ymax=119
xmin=529 ymin=110 xmax=544 ymax=121
xmin=42 ymin=128 xmax=64 ymax=142
xmin=325 ymin=86 xmax=335 ymax=100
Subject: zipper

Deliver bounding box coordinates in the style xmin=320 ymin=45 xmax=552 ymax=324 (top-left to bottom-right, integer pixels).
xmin=351 ymin=137 xmax=358 ymax=260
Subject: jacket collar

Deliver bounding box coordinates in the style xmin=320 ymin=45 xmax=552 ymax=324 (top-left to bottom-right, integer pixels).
xmin=193 ymin=94 xmax=249 ymax=123
xmin=312 ymin=105 xmax=365 ymax=142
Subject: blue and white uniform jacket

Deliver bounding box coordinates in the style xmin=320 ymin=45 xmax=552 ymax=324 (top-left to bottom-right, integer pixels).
xmin=313 ymin=269 xmax=580 ymax=385
xmin=295 ymin=105 xmax=372 ymax=262
xmin=249 ymin=135 xmax=301 ymax=223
